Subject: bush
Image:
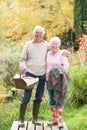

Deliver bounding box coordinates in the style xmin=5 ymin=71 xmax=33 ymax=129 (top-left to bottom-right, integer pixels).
xmin=67 ymin=65 xmax=87 ymax=107
xmin=0 ymin=43 xmax=22 ymax=87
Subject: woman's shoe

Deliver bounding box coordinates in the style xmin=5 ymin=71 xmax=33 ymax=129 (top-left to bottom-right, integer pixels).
xmin=47 ymin=119 xmax=57 ymax=126
xmin=58 ymin=121 xmax=63 ymax=128
xmin=47 ymin=106 xmax=58 ymax=126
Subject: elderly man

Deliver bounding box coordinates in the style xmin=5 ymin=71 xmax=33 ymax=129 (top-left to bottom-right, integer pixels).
xmin=19 ymin=26 xmax=49 ymax=127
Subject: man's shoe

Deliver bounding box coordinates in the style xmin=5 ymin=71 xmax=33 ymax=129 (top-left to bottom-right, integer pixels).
xmin=32 ymin=119 xmax=41 ymax=125
xmin=18 ymin=120 xmax=25 ymax=127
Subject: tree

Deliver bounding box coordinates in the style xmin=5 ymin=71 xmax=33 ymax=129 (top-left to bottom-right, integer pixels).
xmin=74 ymin=0 xmax=87 ymax=38
xmin=0 ymin=0 xmax=74 ymax=43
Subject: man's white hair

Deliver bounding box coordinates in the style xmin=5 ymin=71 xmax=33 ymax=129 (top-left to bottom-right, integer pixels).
xmin=50 ymin=36 xmax=61 ymax=46
xmin=33 ymin=25 xmax=45 ymax=34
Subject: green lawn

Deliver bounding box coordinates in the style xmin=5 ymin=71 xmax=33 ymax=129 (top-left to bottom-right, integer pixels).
xmin=0 ymin=97 xmax=87 ymax=130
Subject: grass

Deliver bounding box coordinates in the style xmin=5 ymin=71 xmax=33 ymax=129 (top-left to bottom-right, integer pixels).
xmin=64 ymin=106 xmax=87 ymax=130
xmin=0 ymin=95 xmax=87 ymax=130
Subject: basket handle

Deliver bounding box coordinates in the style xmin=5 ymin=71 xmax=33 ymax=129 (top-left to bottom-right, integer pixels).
xmin=20 ymin=70 xmax=25 ymax=78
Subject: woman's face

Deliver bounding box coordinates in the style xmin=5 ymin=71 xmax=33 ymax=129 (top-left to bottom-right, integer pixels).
xmin=50 ymin=42 xmax=59 ymax=54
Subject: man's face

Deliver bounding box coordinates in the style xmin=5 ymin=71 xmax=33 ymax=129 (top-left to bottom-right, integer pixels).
xmin=34 ymin=29 xmax=44 ymax=42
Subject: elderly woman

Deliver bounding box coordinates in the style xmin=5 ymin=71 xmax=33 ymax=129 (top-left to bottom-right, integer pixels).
xmin=46 ymin=36 xmax=70 ymax=128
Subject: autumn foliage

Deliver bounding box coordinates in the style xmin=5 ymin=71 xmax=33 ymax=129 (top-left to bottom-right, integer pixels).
xmin=0 ymin=0 xmax=74 ymax=43
xmin=78 ymin=34 xmax=87 ymax=60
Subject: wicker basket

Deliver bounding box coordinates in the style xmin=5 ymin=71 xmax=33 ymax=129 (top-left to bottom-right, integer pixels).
xmin=13 ymin=74 xmax=39 ymax=90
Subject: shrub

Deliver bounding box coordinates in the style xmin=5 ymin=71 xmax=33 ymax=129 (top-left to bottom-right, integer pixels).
xmin=0 ymin=43 xmax=22 ymax=87
xmin=67 ymin=65 xmax=87 ymax=107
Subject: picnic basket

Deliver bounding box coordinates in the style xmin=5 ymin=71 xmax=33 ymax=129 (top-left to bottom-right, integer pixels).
xmin=13 ymin=74 xmax=39 ymax=90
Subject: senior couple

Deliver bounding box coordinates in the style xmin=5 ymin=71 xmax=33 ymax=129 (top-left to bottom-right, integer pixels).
xmin=19 ymin=25 xmax=70 ymax=128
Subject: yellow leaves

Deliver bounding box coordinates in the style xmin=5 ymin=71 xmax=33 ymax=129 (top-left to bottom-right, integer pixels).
xmin=0 ymin=0 xmax=74 ymax=44
xmin=5 ymin=18 xmax=16 ymax=29
xmin=2 ymin=18 xmax=16 ymax=39
xmin=5 ymin=24 xmax=28 ymax=42
xmin=40 ymin=0 xmax=74 ymax=40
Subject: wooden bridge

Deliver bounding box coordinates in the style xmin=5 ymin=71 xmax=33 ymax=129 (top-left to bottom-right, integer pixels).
xmin=11 ymin=121 xmax=68 ymax=130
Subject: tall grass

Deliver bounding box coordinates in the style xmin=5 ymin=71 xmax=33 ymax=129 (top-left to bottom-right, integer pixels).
xmin=67 ymin=65 xmax=87 ymax=107
xmin=64 ymin=105 xmax=87 ymax=130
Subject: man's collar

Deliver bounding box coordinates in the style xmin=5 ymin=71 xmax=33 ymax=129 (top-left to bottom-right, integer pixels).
xmin=32 ymin=39 xmax=44 ymax=43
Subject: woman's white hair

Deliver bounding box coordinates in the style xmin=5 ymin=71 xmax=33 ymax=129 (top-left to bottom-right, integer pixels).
xmin=50 ymin=36 xmax=61 ymax=46
xmin=33 ymin=25 xmax=45 ymax=34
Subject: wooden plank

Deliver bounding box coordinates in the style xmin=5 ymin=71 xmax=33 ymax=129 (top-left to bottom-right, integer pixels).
xmin=11 ymin=121 xmax=19 ymax=130
xmin=28 ymin=121 xmax=34 ymax=130
xmin=44 ymin=122 xmax=52 ymax=130
xmin=11 ymin=121 xmax=28 ymax=130
xmin=35 ymin=122 xmax=43 ymax=130
xmin=52 ymin=125 xmax=59 ymax=130
xmin=11 ymin=121 xmax=68 ymax=130
xmin=19 ymin=121 xmax=28 ymax=130
xmin=28 ymin=121 xmax=43 ymax=130
xmin=62 ymin=122 xmax=68 ymax=130
xmin=35 ymin=125 xmax=42 ymax=130
xmin=52 ymin=122 xmax=68 ymax=130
